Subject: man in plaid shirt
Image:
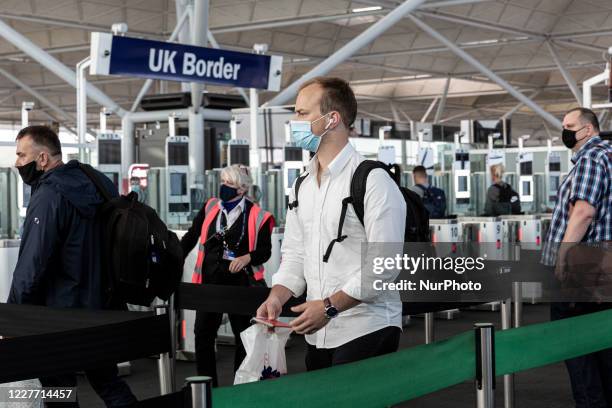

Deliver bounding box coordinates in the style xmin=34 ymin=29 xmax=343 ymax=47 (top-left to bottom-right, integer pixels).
xmin=543 ymin=107 xmax=612 ymax=408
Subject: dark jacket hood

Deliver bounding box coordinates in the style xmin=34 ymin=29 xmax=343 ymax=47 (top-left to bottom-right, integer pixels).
xmin=36 ymin=160 xmax=103 ymax=219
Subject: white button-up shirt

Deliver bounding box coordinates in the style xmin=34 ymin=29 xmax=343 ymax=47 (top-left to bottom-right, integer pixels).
xmin=272 ymin=142 xmax=406 ymax=348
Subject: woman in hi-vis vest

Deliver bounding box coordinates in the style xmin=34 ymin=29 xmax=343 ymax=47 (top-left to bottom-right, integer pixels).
xmin=180 ymin=164 xmax=275 ymax=386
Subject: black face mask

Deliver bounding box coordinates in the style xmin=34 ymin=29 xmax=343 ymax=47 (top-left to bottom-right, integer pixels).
xmin=562 ymin=126 xmax=587 ymax=149
xmin=219 ymin=184 xmax=239 ymax=202
xmin=16 ymin=159 xmax=44 ymax=186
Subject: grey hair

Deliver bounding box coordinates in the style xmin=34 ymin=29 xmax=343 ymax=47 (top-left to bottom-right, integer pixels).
xmin=220 ymin=164 xmax=253 ymax=193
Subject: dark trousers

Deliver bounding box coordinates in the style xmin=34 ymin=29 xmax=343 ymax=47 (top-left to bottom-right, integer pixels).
xmin=552 ymin=302 xmax=612 ymax=408
xmin=305 ymin=326 xmax=401 ymax=371
xmin=39 ymin=365 xmax=137 ymax=407
xmin=194 ymin=311 xmax=251 ymax=387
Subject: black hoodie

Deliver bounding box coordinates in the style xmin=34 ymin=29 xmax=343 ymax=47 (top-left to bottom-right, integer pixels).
xmin=8 ymin=160 xmax=118 ymax=308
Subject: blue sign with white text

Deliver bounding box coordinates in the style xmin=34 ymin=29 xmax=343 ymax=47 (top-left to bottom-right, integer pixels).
xmin=104 ymin=35 xmax=281 ymax=90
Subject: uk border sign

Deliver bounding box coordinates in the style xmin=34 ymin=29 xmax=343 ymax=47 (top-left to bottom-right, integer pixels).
xmin=90 ymin=33 xmax=283 ymax=91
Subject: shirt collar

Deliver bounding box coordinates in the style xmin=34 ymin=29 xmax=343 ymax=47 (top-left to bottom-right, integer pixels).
xmin=307 ymin=142 xmax=354 ymax=178
xmin=220 ymin=196 xmax=246 ymax=214
xmin=572 ymin=135 xmax=601 ymax=164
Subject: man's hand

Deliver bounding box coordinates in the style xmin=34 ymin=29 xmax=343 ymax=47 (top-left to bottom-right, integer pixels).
xmin=290 ymin=300 xmax=330 ymax=335
xmin=256 ymin=295 xmax=283 ymax=321
xmin=555 ymin=246 xmax=570 ymax=282
xmin=229 ymin=253 xmax=251 ymax=273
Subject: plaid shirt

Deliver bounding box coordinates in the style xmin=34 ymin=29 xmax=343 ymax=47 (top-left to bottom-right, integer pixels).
xmin=542 ymin=136 xmax=612 ymax=266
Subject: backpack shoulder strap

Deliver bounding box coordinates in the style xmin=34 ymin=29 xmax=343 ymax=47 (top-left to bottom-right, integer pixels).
xmin=322 ymin=160 xmax=394 ymax=263
xmin=78 ymin=163 xmax=112 ymax=202
xmin=287 ymin=173 xmax=309 ymax=210
xmin=350 ymin=160 xmax=396 ymax=225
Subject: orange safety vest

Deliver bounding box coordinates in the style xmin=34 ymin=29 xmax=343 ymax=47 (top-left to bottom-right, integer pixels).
xmin=192 ymin=197 xmax=275 ymax=284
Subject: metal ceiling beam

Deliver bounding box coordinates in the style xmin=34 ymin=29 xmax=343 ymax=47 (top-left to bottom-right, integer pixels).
xmin=501 ymin=90 xmax=541 ymax=119
xmin=417 ymin=10 xmax=545 ymax=39
xmin=408 ymin=15 xmax=562 ymax=129
xmin=553 ymin=28 xmax=612 ymax=41
xmin=351 ymin=36 xmax=540 ymax=60
xmin=210 ymin=0 xmax=492 ymax=34
xmin=0 ymin=0 xmax=491 ymax=39
xmin=0 ymin=44 xmax=90 ymax=61
xmin=0 ymin=12 xmax=160 ymax=37
xmin=0 ymin=18 xmax=126 ymax=117
xmin=434 ymin=75 xmax=451 ymax=124
xmin=421 ymin=97 xmax=439 ymax=122
xmin=546 ymin=41 xmax=582 ymax=104
xmin=555 ymin=40 xmax=609 ymax=54
xmin=0 ymin=66 xmax=75 ymax=122
xmin=266 ymin=0 xmax=428 ymax=107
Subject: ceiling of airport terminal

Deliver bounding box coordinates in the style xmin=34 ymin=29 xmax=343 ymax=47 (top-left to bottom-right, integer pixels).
xmin=0 ymin=0 xmax=610 ymax=143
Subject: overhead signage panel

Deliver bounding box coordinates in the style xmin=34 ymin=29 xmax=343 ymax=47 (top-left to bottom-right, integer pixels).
xmin=90 ymin=33 xmax=283 ymax=91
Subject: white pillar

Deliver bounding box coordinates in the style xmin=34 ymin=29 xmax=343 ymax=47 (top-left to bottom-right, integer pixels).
xmin=249 ymin=88 xmax=260 ymax=172
xmin=188 ymin=109 xmax=205 ymax=177
xmin=76 ymin=57 xmax=91 ymax=163
xmin=121 ymin=115 xmax=134 ymax=194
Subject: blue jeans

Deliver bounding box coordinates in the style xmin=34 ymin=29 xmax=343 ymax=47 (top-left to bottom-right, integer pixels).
xmin=39 ymin=365 xmax=137 ymax=407
xmin=552 ymin=302 xmax=612 ymax=408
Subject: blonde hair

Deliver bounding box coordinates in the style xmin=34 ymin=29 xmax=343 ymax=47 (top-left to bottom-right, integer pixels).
xmin=220 ymin=164 xmax=253 ymax=194
xmin=490 ymin=164 xmax=504 ymax=181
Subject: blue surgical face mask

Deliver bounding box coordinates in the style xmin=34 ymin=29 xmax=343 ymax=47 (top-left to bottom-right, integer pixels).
xmin=289 ymin=114 xmax=332 ymax=152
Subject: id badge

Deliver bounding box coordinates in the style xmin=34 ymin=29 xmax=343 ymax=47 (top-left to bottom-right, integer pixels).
xmin=223 ymin=249 xmax=236 ymax=261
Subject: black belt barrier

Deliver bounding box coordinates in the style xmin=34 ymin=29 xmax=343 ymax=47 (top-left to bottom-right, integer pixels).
xmin=175 ymin=283 xmax=483 ymax=317
xmin=0 ymin=303 xmax=171 ymax=383
xmin=175 ymin=283 xmax=305 ymax=317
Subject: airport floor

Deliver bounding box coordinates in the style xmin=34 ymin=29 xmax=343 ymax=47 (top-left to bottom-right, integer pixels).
xmin=78 ymin=304 xmax=575 ymax=408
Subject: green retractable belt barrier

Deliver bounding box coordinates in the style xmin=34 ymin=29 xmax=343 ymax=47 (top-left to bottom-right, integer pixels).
xmin=212 ymin=309 xmax=612 ymax=408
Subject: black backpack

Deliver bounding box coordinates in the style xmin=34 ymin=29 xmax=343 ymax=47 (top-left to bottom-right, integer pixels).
xmin=79 ymin=164 xmax=184 ymax=307
xmin=289 ymin=160 xmax=430 ymax=263
xmin=493 ymin=183 xmax=522 ymax=215
xmin=415 ymin=184 xmax=447 ymax=219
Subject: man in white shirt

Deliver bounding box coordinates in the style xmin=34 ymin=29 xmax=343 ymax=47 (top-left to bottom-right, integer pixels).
xmin=256 ymin=77 xmax=406 ymax=370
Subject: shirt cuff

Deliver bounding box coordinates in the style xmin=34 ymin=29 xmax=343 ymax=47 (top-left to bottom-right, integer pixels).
xmin=341 ymin=276 xmax=364 ymax=302
xmin=272 ymin=272 xmax=306 ymax=298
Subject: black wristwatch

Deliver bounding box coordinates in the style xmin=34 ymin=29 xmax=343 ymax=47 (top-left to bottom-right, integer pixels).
xmin=323 ymin=297 xmax=338 ymax=319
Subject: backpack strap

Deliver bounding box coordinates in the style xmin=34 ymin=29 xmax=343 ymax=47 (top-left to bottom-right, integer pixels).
xmin=322 ymin=160 xmax=394 ymax=263
xmin=78 ymin=163 xmax=113 ymax=202
xmin=322 ymin=197 xmax=353 ymax=263
xmin=287 ymin=173 xmax=308 ymax=210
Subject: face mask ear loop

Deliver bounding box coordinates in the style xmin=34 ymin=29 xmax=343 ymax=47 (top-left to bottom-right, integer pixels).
xmin=576 ymin=126 xmax=590 ymax=143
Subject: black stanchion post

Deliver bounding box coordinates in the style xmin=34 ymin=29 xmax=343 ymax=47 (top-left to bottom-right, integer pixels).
xmin=168 ymin=295 xmax=177 ymax=392
xmin=155 ymin=304 xmax=173 ymax=395
xmin=475 ymin=323 xmax=495 ymax=408
xmin=424 ymin=312 xmax=435 ymax=344
xmin=186 ymin=376 xmax=213 ymax=408
xmin=512 ymin=282 xmax=522 ymax=328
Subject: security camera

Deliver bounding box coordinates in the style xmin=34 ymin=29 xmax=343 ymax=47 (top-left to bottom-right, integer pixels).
xmin=111 ymin=23 xmax=128 ymax=36
xmin=253 ymin=43 xmax=269 ymax=54
xmin=22 ymin=101 xmax=35 ymax=111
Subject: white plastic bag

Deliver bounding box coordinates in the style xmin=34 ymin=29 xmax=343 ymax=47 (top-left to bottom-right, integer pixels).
xmin=234 ymin=324 xmax=291 ymax=385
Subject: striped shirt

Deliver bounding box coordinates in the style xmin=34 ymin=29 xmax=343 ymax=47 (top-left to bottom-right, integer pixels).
xmin=542 ymin=136 xmax=612 ymax=266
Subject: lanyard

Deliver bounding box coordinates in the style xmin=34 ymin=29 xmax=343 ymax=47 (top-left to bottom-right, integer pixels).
xmin=219 ymin=208 xmax=247 ymax=250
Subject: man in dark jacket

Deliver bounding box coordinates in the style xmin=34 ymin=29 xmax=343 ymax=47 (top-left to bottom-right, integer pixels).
xmin=9 ymin=126 xmax=137 ymax=407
